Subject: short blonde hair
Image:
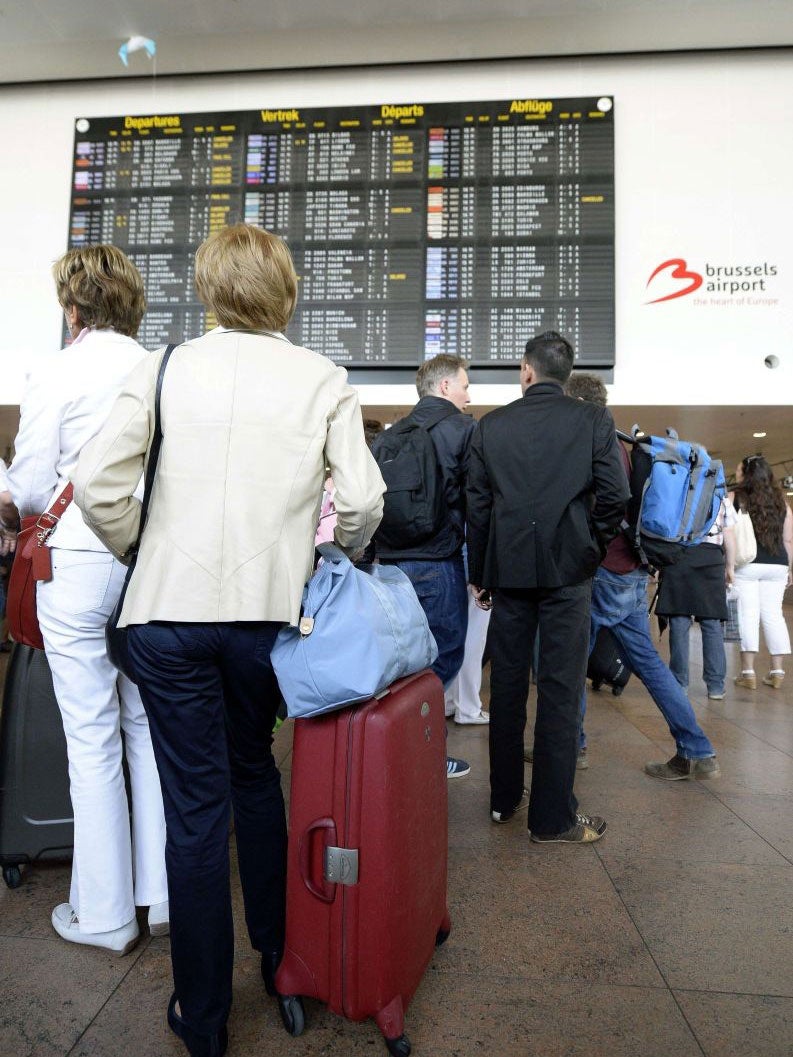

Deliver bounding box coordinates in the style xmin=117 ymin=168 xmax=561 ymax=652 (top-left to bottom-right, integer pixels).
xmin=194 ymin=225 xmax=297 ymax=332
xmin=53 ymin=245 xmax=145 ymax=337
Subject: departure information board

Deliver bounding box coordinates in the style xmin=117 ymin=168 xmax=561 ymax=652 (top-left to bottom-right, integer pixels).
xmin=68 ymin=98 xmax=614 ymax=369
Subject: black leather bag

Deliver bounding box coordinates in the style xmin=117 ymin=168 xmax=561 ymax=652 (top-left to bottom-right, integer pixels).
xmin=106 ymin=344 xmax=176 ymax=681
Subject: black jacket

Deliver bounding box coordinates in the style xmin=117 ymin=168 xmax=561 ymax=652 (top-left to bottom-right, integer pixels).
xmin=377 ymin=395 xmax=476 ymax=561
xmin=466 ymin=382 xmax=630 ymax=589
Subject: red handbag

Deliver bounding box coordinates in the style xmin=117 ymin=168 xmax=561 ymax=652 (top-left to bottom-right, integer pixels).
xmin=6 ymin=484 xmax=74 ymax=651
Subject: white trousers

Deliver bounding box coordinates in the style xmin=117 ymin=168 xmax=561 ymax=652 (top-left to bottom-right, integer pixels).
xmin=733 ymin=562 xmax=791 ymax=656
xmin=36 ymin=550 xmax=167 ymax=933
xmin=444 ymin=586 xmax=491 ymax=720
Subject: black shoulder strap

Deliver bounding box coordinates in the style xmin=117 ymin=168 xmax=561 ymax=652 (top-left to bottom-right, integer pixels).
xmin=135 ymin=343 xmax=177 ymax=548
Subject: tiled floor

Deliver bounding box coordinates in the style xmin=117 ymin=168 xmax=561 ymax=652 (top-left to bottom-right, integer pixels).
xmin=2 ymin=615 xmax=793 ymax=1057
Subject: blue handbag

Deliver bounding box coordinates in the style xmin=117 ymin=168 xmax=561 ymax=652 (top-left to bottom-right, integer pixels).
xmin=271 ymin=542 xmax=438 ymax=719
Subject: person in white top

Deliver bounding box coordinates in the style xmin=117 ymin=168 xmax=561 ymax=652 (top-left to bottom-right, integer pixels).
xmin=1 ymin=245 xmax=167 ymax=954
xmin=730 ymin=455 xmax=793 ymax=690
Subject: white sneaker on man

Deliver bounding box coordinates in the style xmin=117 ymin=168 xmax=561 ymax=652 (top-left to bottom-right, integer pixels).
xmin=51 ymin=903 xmax=140 ymax=955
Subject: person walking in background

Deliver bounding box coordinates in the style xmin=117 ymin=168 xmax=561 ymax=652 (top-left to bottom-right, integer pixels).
xmin=0 ymin=246 xmax=168 ymax=954
xmin=467 ymin=334 xmax=628 ymax=842
xmin=731 ymin=455 xmax=793 ymax=690
xmin=74 ymin=225 xmax=384 ymax=1057
xmin=563 ymin=373 xmax=722 ymax=783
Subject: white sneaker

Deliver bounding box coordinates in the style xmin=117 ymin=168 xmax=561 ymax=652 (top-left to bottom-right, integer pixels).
xmin=454 ymin=710 xmax=490 ymax=725
xmin=148 ymin=900 xmax=170 ymax=937
xmin=51 ymin=903 xmax=140 ymax=955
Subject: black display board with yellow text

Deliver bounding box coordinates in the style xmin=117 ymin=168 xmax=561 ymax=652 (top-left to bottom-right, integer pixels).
xmin=69 ymin=97 xmax=614 ymax=369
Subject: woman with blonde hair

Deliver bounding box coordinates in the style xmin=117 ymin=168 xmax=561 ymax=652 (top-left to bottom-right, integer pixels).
xmin=74 ymin=224 xmax=384 ymax=1057
xmin=0 ymin=245 xmax=167 ymax=952
xmin=731 ymin=455 xmax=793 ymax=689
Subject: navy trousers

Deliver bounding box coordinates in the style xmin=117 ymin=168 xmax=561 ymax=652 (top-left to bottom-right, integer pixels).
xmin=127 ymin=621 xmax=287 ymax=1037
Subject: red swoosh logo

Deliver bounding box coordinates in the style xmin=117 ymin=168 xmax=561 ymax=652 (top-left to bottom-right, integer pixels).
xmin=645 ymin=258 xmax=703 ymax=304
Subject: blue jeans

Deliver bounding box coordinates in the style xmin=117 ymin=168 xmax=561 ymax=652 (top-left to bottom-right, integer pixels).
xmin=668 ymin=616 xmax=726 ymax=695
xmin=587 ymin=567 xmax=715 ymax=759
xmin=388 ymin=556 xmax=467 ymax=689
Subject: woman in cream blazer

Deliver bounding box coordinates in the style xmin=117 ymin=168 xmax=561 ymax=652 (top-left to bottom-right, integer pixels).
xmin=74 ymin=225 xmax=384 ymax=1057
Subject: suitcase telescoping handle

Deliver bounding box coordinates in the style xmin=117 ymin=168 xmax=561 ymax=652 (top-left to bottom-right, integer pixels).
xmin=299 ymin=818 xmax=338 ymax=903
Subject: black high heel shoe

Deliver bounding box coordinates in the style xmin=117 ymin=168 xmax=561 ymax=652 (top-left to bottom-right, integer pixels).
xmin=167 ymin=993 xmax=228 ymax=1057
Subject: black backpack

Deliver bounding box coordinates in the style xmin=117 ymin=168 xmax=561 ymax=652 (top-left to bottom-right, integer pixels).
xmin=371 ymin=408 xmax=455 ymax=551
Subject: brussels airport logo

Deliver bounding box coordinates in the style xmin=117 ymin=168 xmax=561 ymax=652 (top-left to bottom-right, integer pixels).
xmin=645 ymin=257 xmax=779 ymax=306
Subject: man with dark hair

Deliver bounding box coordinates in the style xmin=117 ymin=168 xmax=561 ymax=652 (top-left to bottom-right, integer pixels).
xmin=467 ymin=332 xmax=629 ymax=841
xmin=375 ymin=354 xmax=476 ymax=778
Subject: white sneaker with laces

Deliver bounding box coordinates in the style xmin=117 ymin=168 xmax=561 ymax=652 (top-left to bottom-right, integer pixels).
xmin=51 ymin=903 xmax=140 ymax=955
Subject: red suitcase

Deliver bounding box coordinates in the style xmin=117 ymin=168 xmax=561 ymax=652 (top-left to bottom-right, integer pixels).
xmin=275 ymin=670 xmax=451 ymax=1056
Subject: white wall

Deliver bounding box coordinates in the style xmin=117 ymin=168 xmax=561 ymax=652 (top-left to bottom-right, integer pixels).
xmin=0 ymin=50 xmax=791 ymax=409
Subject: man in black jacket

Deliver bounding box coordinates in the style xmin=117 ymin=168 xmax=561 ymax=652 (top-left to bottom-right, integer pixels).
xmin=376 ymin=354 xmax=477 ymax=778
xmin=467 ymin=332 xmax=629 ymax=841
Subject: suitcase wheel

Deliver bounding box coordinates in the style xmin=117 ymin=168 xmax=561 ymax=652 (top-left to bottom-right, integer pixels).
xmin=385 ymin=1034 xmax=411 ymax=1057
xmin=435 ymin=925 xmax=451 ymax=947
xmin=591 ymin=679 xmax=603 ymax=692
xmin=3 ymin=865 xmax=22 ymax=889
xmin=612 ymin=686 xmax=624 ymax=697
xmin=277 ymin=994 xmax=305 ymax=1037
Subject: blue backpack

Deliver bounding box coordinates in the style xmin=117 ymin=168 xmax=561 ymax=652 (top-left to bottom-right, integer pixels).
xmin=623 ymin=428 xmax=727 ymax=567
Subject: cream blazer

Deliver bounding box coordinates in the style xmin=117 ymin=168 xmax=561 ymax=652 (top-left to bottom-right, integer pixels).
xmin=73 ymin=328 xmax=385 ymax=627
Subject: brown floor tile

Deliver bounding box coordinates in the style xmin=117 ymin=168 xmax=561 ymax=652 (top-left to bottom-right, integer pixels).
xmin=709 ymin=791 xmax=793 ymax=864
xmin=409 ymin=973 xmax=702 ymax=1057
xmin=701 ymin=745 xmax=793 ymax=797
xmin=66 ymin=946 xmax=181 ymax=1057
xmin=444 ymin=846 xmax=664 ymax=987
xmin=674 ymin=990 xmax=793 ymax=1057
xmin=584 ymin=781 xmax=787 ymax=866
xmin=0 ymin=861 xmax=74 ymax=939
xmin=0 ymin=935 xmax=146 ymax=1057
xmin=599 ymin=856 xmax=793 ymax=995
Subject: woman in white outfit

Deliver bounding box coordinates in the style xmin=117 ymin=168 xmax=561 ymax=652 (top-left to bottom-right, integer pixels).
xmin=1 ymin=246 xmax=167 ymax=953
xmin=731 ymin=455 xmax=793 ymax=690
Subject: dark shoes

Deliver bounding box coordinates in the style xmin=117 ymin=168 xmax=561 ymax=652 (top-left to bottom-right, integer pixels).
xmin=490 ymin=788 xmax=530 ymax=824
xmin=644 ymin=754 xmax=721 ymax=781
xmin=167 ymin=994 xmax=228 ymax=1057
xmin=446 ymin=756 xmax=471 ymax=778
xmin=530 ymin=812 xmax=607 ymax=844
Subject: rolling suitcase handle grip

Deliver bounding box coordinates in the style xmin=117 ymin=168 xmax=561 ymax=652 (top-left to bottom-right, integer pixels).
xmin=298 ymin=817 xmax=338 ymax=903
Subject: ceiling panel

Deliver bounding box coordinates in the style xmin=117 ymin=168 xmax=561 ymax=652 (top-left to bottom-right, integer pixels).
xmin=1 ymin=0 xmax=792 ymax=83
